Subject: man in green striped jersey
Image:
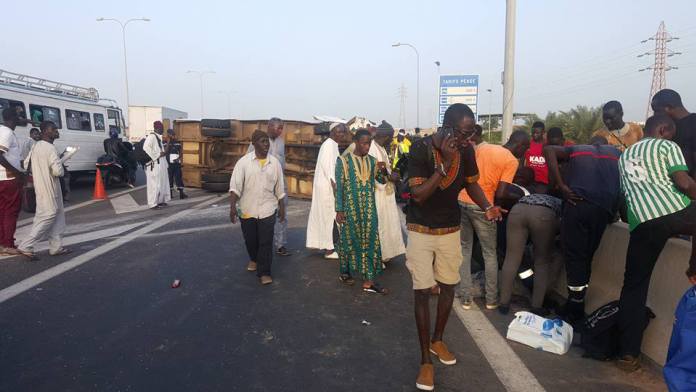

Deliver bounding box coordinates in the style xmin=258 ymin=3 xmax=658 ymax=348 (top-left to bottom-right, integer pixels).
xmin=617 ymin=114 xmax=696 ymax=372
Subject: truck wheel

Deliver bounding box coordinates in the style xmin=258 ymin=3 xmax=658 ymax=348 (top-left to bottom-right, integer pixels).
xmin=202 ymin=172 xmax=231 ymax=183
xmin=202 ymin=181 xmax=229 ymax=192
xmin=201 ymin=119 xmax=231 ymax=129
xmin=201 ymin=128 xmax=232 ymax=138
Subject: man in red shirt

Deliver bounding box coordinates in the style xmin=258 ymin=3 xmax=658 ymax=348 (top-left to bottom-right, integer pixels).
xmin=524 ymin=121 xmax=549 ymax=193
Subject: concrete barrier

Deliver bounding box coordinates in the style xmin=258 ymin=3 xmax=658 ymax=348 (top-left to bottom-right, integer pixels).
xmin=553 ymin=222 xmax=692 ymax=366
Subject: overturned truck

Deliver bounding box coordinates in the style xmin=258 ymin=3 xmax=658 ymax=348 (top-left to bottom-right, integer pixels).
xmin=176 ymin=119 xmax=347 ymax=199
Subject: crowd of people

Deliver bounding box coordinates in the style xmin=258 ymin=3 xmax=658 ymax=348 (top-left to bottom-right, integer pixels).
xmin=2 ymin=85 xmax=694 ymax=390
xmin=227 ymin=88 xmax=696 ymax=391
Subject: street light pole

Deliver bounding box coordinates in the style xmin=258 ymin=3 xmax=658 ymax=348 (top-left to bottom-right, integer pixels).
xmin=393 ymin=43 xmax=420 ymax=129
xmin=435 ymin=61 xmax=441 ymax=128
xmin=187 ymin=70 xmax=215 ymax=118
xmin=217 ymin=90 xmax=236 ymax=118
xmin=96 ymin=17 xmax=150 ymax=129
xmin=487 ymin=88 xmax=493 ymax=141
xmin=502 ymin=0 xmax=516 ymax=141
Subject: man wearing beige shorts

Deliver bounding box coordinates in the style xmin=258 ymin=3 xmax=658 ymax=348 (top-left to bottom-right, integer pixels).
xmin=406 ymin=103 xmax=505 ymax=391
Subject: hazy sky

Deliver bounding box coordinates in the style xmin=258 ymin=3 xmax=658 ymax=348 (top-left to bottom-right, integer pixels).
xmin=3 ymin=0 xmax=696 ymax=127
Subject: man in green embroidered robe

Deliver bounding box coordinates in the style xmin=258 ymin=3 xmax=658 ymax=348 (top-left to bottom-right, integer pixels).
xmin=335 ymin=130 xmax=389 ymax=294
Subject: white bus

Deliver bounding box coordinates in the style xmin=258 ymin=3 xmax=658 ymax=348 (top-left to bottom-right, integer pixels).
xmin=0 ymin=69 xmax=126 ymax=178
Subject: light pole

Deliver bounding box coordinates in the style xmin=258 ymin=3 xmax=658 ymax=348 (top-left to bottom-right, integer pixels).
xmin=217 ymin=90 xmax=236 ymax=118
xmin=502 ymin=0 xmax=516 ymax=141
xmin=187 ymin=70 xmax=215 ymax=118
xmin=393 ymin=43 xmax=420 ymax=129
xmin=435 ymin=61 xmax=441 ymax=127
xmin=96 ymin=17 xmax=150 ymax=127
xmin=487 ymin=88 xmax=493 ymax=141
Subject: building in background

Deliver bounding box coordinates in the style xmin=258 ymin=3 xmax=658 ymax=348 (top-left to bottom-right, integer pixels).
xmin=128 ymin=106 xmax=187 ymax=142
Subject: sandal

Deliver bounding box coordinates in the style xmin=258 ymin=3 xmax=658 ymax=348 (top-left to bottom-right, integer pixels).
xmin=338 ymin=274 xmax=355 ymax=286
xmin=277 ymin=247 xmax=290 ymax=256
xmin=17 ymin=249 xmax=38 ymax=261
xmin=49 ymin=248 xmax=72 ymax=256
xmin=363 ymin=283 xmax=388 ymax=295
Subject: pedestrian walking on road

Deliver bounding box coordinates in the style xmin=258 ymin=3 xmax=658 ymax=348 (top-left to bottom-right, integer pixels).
xmin=144 ymin=121 xmax=171 ymax=209
xmin=248 ymin=118 xmax=288 ymax=256
xmin=369 ymin=121 xmax=406 ymax=264
xmin=0 ymin=108 xmax=27 ymax=256
xmin=165 ymin=129 xmax=187 ymax=199
xmin=229 ymin=130 xmax=286 ymax=285
xmin=18 ymin=121 xmax=77 ymax=259
xmin=405 ymin=104 xmax=505 ymax=391
xmin=544 ymin=136 xmax=621 ymax=324
xmin=335 ymin=130 xmax=387 ymax=293
xmin=616 ymin=115 xmax=696 ymax=372
xmin=306 ymin=123 xmax=348 ymax=259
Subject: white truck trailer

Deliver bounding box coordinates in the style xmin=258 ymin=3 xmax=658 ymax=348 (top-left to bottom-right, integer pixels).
xmin=127 ymin=106 xmax=188 ymax=142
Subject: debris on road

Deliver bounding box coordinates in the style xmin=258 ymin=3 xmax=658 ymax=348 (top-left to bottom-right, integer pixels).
xmin=171 ymin=279 xmax=181 ymax=288
xmin=361 ymin=320 xmax=371 ymax=326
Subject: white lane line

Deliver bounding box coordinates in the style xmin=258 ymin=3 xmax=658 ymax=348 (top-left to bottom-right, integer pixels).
xmin=0 ymin=195 xmax=224 ymax=305
xmin=0 ymin=222 xmax=150 ymax=260
xmin=109 ymin=208 xmax=306 ymax=239
xmin=453 ymin=302 xmax=546 ymax=392
xmin=16 ymin=185 xmax=147 ymax=228
xmin=110 ymin=194 xmax=217 ymax=215
xmin=110 ymin=194 xmax=141 ymax=214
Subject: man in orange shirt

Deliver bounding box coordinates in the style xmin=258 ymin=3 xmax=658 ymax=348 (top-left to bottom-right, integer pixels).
xmin=459 ymin=125 xmax=523 ymax=310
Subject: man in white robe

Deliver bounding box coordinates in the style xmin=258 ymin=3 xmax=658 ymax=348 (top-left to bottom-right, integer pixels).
xmin=18 ymin=121 xmax=77 ymax=258
xmin=144 ymin=121 xmax=171 ymax=209
xmin=306 ymin=123 xmax=347 ymax=259
xmin=370 ymin=122 xmax=406 ymax=262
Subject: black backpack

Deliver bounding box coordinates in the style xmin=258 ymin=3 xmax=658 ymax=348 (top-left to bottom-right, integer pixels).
xmin=133 ymin=133 xmax=162 ymax=167
xmin=580 ymin=301 xmax=655 ymax=361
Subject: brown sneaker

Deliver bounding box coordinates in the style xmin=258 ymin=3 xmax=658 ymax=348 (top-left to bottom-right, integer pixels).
xmin=246 ymin=261 xmax=257 ymax=272
xmin=415 ymin=363 xmax=434 ymax=391
xmin=260 ymin=275 xmax=273 ymax=285
xmin=429 ymin=340 xmax=457 ymax=365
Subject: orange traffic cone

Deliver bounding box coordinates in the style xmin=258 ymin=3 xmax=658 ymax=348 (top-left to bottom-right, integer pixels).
xmin=93 ymin=168 xmax=107 ymax=200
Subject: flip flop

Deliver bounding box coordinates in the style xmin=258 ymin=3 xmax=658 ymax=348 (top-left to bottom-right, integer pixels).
xmin=49 ymin=248 xmax=72 ymax=256
xmin=17 ymin=249 xmax=38 ymax=261
xmin=363 ymin=283 xmax=388 ymax=295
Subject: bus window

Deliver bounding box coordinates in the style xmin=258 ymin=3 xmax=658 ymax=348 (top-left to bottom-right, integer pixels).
xmin=66 ymin=109 xmax=91 ymax=132
xmin=29 ymin=104 xmax=62 ymax=128
xmin=0 ymin=98 xmax=27 ymax=125
xmin=107 ymin=109 xmax=122 ymax=134
xmin=94 ymin=113 xmax=105 ymax=131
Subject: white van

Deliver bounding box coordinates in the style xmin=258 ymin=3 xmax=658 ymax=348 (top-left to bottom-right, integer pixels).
xmin=0 ymin=69 xmax=125 ymax=178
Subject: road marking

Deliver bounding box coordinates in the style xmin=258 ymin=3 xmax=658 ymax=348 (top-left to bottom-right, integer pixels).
xmin=110 ymin=194 xmax=217 ymax=214
xmin=16 ymin=185 xmax=147 ymax=228
xmin=453 ymin=302 xmax=546 ymax=392
xmin=0 ymin=195 xmax=224 ymax=304
xmin=0 ymin=222 xmax=149 ymax=260
xmin=110 ymin=194 xmax=141 ymax=214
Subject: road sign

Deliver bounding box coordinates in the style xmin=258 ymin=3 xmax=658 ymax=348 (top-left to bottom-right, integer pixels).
xmin=438 ymin=74 xmax=479 ymax=125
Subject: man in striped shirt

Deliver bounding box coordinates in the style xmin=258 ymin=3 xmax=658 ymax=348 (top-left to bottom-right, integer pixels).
xmin=616 ymin=114 xmax=696 ymax=372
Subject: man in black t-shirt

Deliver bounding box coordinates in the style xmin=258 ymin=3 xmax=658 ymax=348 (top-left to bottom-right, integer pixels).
xmin=652 ymin=89 xmax=696 ymax=179
xmin=406 ymin=104 xmax=505 ymax=391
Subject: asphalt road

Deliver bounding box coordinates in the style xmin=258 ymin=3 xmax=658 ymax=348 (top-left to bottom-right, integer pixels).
xmin=0 ymin=181 xmax=667 ymax=391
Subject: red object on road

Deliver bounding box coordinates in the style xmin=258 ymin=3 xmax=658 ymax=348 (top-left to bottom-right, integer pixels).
xmin=171 ymin=279 xmax=181 ymax=288
xmin=93 ymin=168 xmax=107 ymax=200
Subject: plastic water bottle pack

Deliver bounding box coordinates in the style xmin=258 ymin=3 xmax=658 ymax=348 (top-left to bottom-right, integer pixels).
xmin=506 ymin=311 xmax=574 ymax=355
